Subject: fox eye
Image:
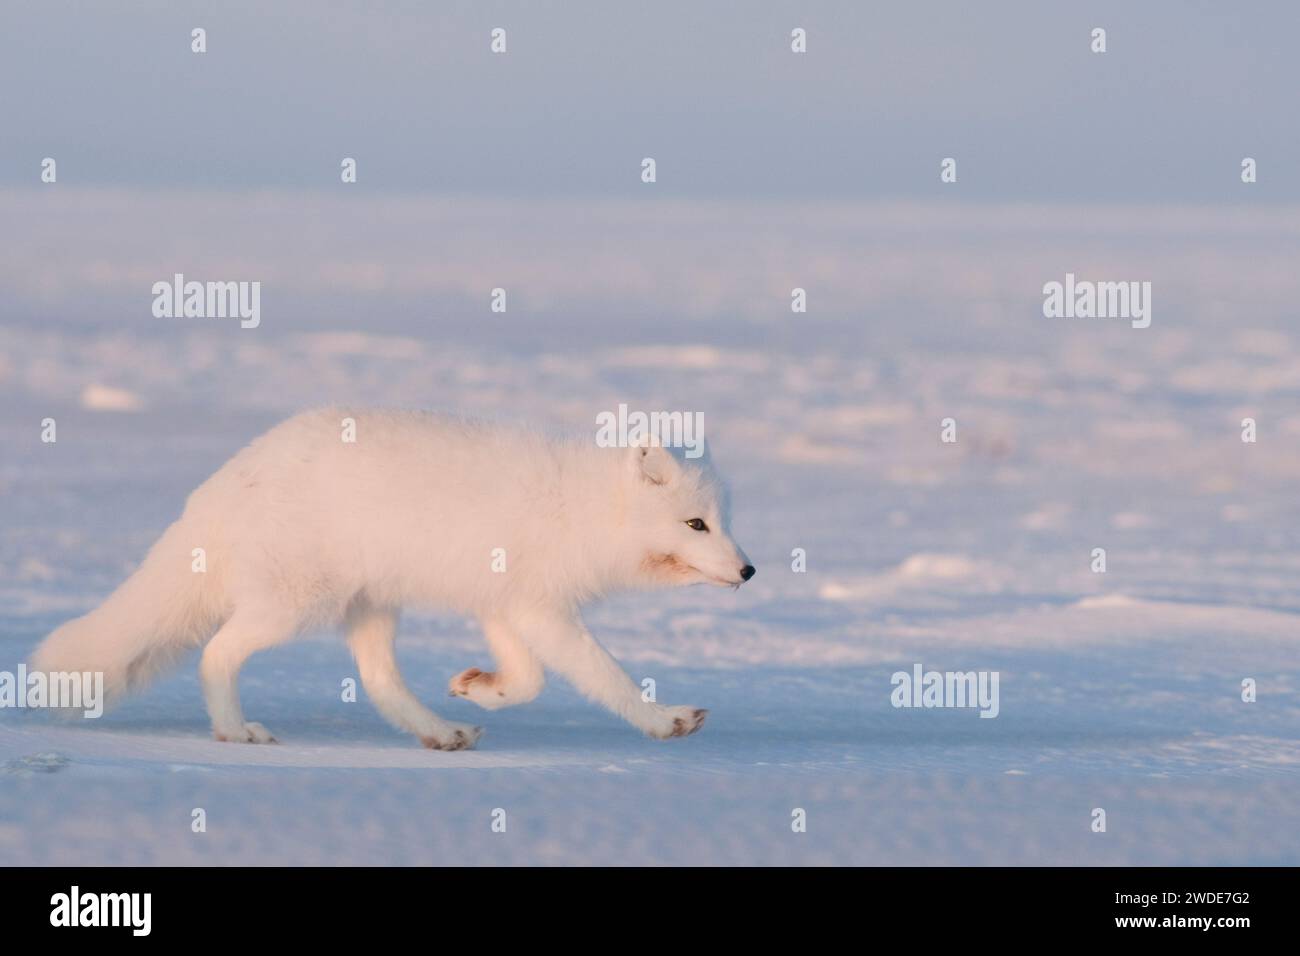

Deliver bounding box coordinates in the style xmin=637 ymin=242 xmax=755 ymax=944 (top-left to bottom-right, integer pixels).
xmin=685 ymin=518 xmax=709 ymax=532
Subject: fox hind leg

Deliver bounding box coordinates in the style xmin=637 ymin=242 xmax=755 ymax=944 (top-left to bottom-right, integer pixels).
xmin=200 ymin=605 xmax=301 ymax=743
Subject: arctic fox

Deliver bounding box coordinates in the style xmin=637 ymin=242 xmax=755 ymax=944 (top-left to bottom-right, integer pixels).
xmin=29 ymin=409 xmax=754 ymax=749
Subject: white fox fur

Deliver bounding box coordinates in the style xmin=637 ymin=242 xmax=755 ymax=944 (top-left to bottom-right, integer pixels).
xmin=29 ymin=408 xmax=754 ymax=749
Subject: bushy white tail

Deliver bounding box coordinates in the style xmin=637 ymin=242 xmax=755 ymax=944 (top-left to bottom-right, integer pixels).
xmin=29 ymin=520 xmax=222 ymax=707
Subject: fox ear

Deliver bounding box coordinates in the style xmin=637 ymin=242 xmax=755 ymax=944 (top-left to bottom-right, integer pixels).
xmin=631 ymin=443 xmax=680 ymax=486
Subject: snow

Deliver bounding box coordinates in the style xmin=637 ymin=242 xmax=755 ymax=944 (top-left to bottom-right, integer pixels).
xmin=2 ymin=193 xmax=1299 ymax=865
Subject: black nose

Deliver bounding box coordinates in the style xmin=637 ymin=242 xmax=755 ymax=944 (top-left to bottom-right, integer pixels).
xmin=740 ymin=565 xmax=755 ymax=581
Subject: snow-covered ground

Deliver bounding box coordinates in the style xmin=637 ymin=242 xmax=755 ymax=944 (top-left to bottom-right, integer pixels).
xmin=2 ymin=193 xmax=1298 ymax=864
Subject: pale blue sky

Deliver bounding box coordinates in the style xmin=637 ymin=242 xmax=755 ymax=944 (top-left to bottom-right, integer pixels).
xmin=2 ymin=0 xmax=1296 ymax=200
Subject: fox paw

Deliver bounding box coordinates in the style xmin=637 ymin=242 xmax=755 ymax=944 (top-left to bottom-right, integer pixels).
xmin=449 ymin=667 xmax=516 ymax=710
xmin=214 ymin=721 xmax=278 ymax=744
xmin=420 ymin=723 xmax=484 ymax=751
xmin=646 ymin=706 xmax=708 ymax=740
xmin=449 ymin=667 xmax=495 ymax=697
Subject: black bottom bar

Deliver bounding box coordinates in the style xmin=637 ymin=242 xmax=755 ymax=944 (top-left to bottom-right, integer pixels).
xmin=0 ymin=866 xmax=1283 ymax=940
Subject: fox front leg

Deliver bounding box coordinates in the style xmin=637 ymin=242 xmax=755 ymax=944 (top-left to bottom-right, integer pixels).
xmin=509 ymin=607 xmax=707 ymax=739
xmin=449 ymin=617 xmax=545 ymax=710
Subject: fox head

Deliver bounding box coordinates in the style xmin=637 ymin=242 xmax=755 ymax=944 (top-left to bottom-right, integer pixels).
xmin=623 ymin=443 xmax=754 ymax=589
